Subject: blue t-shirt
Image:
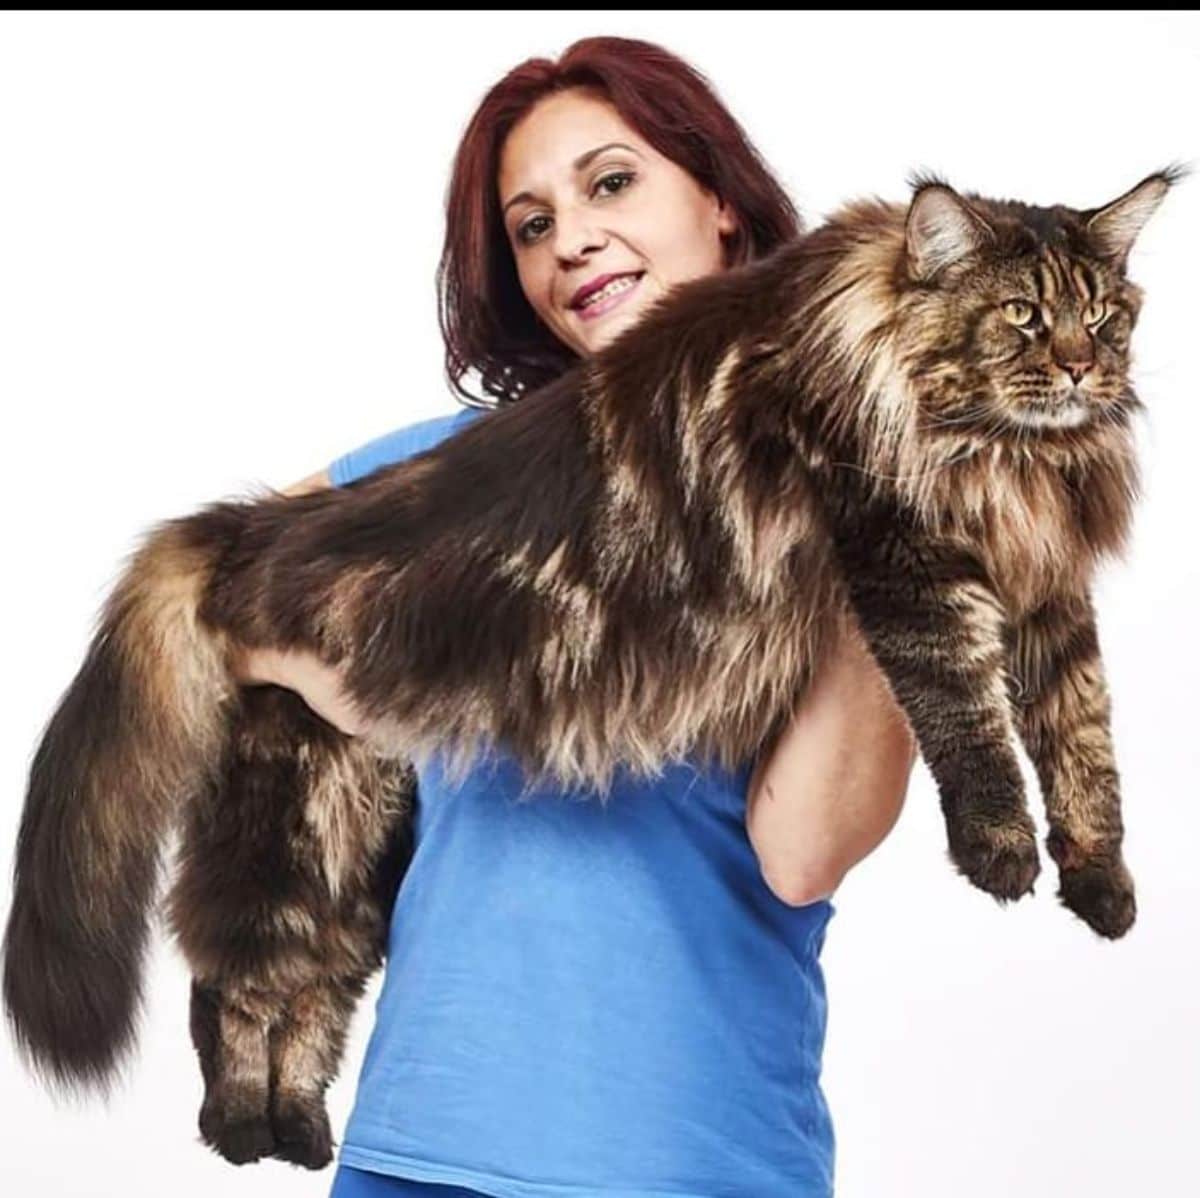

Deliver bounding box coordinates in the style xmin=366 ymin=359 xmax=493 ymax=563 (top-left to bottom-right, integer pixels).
xmin=328 ymin=408 xmax=837 ymax=1198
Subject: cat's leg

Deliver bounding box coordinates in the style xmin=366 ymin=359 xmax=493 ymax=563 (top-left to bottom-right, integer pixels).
xmin=1006 ymin=592 xmax=1135 ymax=938
xmin=268 ymin=770 xmax=411 ymax=1170
xmin=170 ymin=686 xmax=412 ymax=1166
xmin=174 ymin=686 xmax=298 ymax=1165
xmin=190 ymin=979 xmax=276 ymax=1163
xmin=267 ymin=976 xmax=362 ymax=1168
xmin=831 ymin=509 xmax=1039 ymax=901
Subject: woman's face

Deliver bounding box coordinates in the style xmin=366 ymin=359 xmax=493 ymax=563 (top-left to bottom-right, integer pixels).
xmin=497 ymin=88 xmax=738 ymax=359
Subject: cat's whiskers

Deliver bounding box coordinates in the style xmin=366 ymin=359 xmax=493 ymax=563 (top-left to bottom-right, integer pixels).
xmin=828 ymin=443 xmax=981 ymax=485
xmin=919 ymin=409 xmax=994 ymax=431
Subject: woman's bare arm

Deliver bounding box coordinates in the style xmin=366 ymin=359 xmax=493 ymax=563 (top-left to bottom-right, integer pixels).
xmin=230 ymin=465 xmax=371 ymax=733
xmin=745 ymin=620 xmax=918 ymax=907
xmin=279 ymin=467 xmax=333 ymax=497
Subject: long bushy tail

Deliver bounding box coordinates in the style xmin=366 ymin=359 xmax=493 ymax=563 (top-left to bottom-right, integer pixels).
xmin=2 ymin=512 xmax=242 ymax=1096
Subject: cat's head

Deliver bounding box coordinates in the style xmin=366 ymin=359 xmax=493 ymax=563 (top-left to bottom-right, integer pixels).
xmin=899 ymin=166 xmax=1183 ymax=436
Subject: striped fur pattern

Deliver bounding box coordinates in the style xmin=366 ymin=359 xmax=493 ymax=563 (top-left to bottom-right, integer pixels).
xmin=172 ymin=686 xmax=412 ymax=1166
xmin=2 ymin=168 xmax=1178 ymax=1161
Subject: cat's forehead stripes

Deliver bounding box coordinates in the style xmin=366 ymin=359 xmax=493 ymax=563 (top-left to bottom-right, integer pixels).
xmin=1035 ymin=247 xmax=1095 ymax=308
xmin=1037 ymin=254 xmax=1063 ymax=306
xmin=1070 ymin=261 xmax=1095 ymax=303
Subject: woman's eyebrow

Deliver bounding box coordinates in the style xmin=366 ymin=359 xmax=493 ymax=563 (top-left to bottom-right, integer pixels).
xmin=501 ymin=142 xmax=643 ymax=216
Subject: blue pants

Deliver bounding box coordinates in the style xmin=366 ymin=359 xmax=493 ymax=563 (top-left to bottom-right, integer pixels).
xmin=329 ymin=1164 xmax=489 ymax=1198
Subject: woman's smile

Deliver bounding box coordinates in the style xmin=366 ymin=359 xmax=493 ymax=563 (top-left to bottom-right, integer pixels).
xmin=572 ymin=271 xmax=645 ymax=321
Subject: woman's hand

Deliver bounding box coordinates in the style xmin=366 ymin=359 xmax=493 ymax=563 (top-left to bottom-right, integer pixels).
xmin=224 ymin=465 xmax=373 ymax=736
xmin=745 ymin=616 xmax=918 ymax=906
xmin=230 ymin=644 xmax=372 ymax=737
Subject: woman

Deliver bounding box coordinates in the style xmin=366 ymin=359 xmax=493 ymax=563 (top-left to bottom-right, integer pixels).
xmin=238 ymin=36 xmax=916 ymax=1198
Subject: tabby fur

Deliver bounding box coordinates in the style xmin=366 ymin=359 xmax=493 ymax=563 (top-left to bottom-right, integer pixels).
xmin=3 ymin=168 xmax=1179 ymax=1167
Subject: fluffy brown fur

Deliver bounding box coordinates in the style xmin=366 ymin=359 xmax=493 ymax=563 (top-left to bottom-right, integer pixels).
xmin=2 ymin=167 xmax=1179 ymax=1166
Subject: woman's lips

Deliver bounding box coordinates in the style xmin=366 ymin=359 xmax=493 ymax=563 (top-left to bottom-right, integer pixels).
xmin=573 ymin=273 xmax=644 ymax=322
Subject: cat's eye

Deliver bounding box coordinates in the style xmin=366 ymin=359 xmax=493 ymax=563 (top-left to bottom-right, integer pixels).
xmin=1083 ymin=300 xmax=1109 ymax=327
xmin=1002 ymin=299 xmax=1038 ymax=328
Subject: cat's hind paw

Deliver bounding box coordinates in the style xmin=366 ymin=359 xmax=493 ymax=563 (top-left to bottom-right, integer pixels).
xmin=198 ymin=1099 xmax=276 ymax=1165
xmin=271 ymin=1094 xmax=334 ymax=1170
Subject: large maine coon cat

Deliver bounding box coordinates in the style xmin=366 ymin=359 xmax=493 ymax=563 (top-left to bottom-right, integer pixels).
xmin=3 ymin=168 xmax=1178 ymax=1166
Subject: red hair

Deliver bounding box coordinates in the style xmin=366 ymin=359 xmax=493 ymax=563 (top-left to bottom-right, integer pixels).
xmin=436 ymin=36 xmax=803 ymax=408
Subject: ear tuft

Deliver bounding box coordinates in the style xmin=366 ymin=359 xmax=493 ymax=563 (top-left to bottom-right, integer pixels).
xmin=906 ymin=166 xmax=953 ymax=194
xmin=905 ymin=179 xmax=993 ymax=281
xmin=1085 ymin=164 xmax=1187 ymax=264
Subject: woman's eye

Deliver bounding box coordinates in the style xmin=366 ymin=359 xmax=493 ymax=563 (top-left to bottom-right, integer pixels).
xmin=516 ymin=215 xmax=551 ymax=245
xmin=1002 ymin=299 xmax=1038 ymax=328
xmin=515 ymin=173 xmax=636 ymax=245
xmin=594 ymin=170 xmax=635 ymax=197
xmin=1084 ymin=299 xmax=1109 ymax=327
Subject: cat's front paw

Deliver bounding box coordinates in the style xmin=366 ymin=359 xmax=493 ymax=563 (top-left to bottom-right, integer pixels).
xmin=1046 ymin=829 xmax=1136 ymax=939
xmin=271 ymin=1094 xmax=334 ymax=1170
xmin=947 ymin=815 xmax=1040 ymax=902
xmin=1057 ymin=854 xmax=1137 ymax=939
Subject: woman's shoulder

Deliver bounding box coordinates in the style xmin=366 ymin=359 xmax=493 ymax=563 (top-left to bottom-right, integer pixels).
xmin=328 ymin=405 xmax=487 ymax=487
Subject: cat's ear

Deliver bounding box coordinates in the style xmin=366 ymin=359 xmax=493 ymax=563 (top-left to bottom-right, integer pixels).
xmin=905 ymin=179 xmax=995 ymax=282
xmin=1084 ymin=165 xmax=1187 ymax=266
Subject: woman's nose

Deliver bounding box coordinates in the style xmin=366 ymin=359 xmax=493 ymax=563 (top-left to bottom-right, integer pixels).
xmin=552 ymin=209 xmax=606 ymax=262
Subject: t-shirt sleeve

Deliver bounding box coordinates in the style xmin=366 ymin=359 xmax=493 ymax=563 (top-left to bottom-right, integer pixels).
xmin=327 ymin=407 xmax=487 ymax=488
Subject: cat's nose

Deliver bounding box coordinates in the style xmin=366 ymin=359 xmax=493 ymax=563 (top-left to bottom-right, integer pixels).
xmin=1051 ymin=336 xmax=1094 ymax=385
xmin=1059 ymin=361 xmax=1093 ymax=384
xmin=1052 ymin=351 xmax=1094 ymax=384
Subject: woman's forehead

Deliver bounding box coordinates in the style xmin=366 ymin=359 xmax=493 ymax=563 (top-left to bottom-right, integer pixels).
xmin=497 ymin=90 xmax=652 ymax=195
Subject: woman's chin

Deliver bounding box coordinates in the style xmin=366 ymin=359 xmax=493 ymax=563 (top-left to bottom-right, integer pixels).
xmin=583 ymin=304 xmax=649 ymax=353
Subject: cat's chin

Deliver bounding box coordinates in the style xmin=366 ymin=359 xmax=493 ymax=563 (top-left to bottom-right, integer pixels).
xmin=1007 ymin=399 xmax=1093 ymax=432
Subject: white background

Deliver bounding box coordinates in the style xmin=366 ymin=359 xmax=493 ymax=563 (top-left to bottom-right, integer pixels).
xmin=1 ymin=11 xmax=1197 ymax=1197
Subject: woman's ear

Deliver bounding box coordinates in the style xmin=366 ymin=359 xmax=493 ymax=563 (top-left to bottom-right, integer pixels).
xmin=716 ymin=196 xmax=738 ymax=238
xmin=714 ymin=196 xmax=742 ymax=269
